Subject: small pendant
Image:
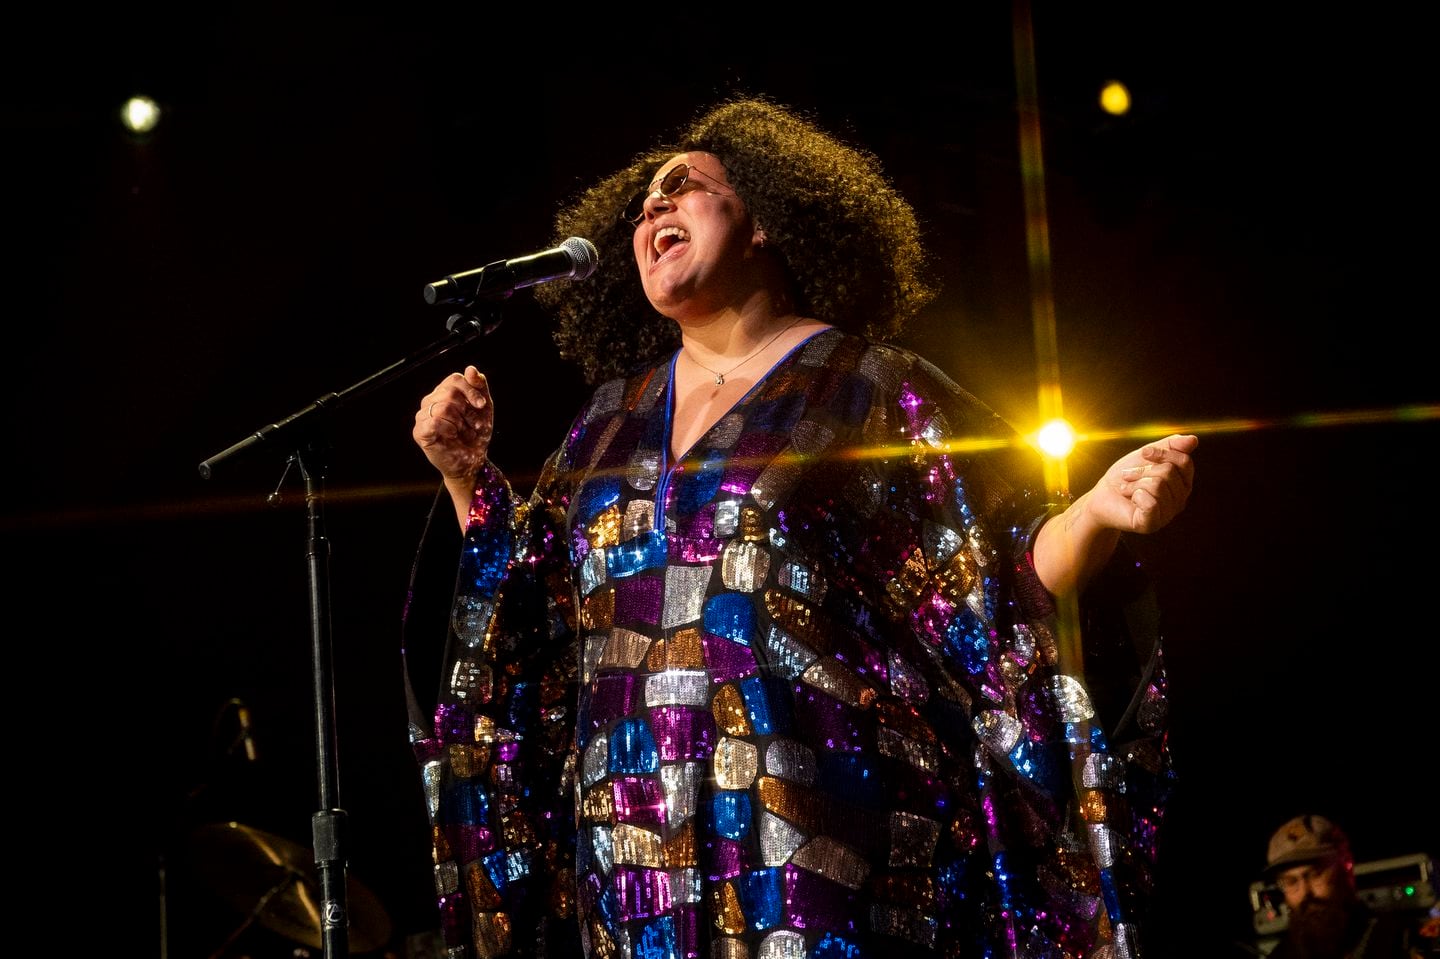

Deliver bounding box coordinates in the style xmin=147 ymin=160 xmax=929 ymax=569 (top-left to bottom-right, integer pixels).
xmin=714 ymin=374 xmax=725 ymax=386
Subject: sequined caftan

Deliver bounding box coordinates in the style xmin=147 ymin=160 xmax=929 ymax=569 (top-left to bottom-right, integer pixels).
xmin=403 ymin=329 xmax=1173 ymax=959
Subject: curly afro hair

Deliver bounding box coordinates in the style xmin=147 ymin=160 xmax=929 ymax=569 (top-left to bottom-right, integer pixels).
xmin=532 ymin=97 xmax=939 ymax=385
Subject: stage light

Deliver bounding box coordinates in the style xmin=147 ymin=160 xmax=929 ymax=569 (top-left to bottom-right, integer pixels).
xmin=1035 ymin=419 xmax=1076 ymax=459
xmin=121 ymin=95 xmax=161 ymax=133
xmin=1099 ymin=80 xmax=1131 ymax=116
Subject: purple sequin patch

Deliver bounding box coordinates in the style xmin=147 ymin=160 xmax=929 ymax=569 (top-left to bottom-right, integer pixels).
xmin=612 ymin=776 xmax=666 ymax=827
xmin=703 ymin=634 xmax=760 ymax=683
xmin=613 ymin=866 xmax=672 ymax=921
xmin=784 ymin=863 xmax=860 ymax=931
xmin=705 ymin=837 xmax=745 ymax=880
xmin=615 ymin=576 xmax=663 ymax=625
xmin=794 ymin=685 xmax=865 ymax=752
xmin=650 ymin=706 xmax=716 ymax=761
xmin=588 ymin=674 xmax=638 ymax=731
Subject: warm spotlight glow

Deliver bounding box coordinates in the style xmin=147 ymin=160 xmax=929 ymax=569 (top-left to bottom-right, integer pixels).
xmin=1099 ymin=80 xmax=1131 ymax=116
xmin=122 ymin=96 xmax=161 ymax=133
xmin=1036 ymin=419 xmax=1076 ymax=458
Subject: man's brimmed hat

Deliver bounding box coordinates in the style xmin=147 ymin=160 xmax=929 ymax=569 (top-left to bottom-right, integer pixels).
xmin=1264 ymin=814 xmax=1351 ymax=878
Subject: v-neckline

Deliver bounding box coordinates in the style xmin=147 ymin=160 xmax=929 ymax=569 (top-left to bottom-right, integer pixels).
xmin=663 ymin=327 xmax=833 ymax=464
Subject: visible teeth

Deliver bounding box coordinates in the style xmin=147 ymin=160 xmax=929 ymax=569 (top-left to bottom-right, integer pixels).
xmin=654 ymin=226 xmax=689 ymax=255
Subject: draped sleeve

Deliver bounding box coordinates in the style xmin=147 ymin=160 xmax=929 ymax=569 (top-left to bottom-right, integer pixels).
xmin=401 ymin=446 xmax=584 ymax=958
xmin=838 ymin=346 xmax=1174 ymax=956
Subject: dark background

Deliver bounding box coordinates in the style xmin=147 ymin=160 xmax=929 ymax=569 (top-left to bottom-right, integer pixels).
xmin=8 ymin=7 xmax=1436 ymax=957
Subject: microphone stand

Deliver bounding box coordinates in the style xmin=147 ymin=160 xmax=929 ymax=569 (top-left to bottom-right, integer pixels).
xmin=198 ymin=302 xmax=508 ymax=958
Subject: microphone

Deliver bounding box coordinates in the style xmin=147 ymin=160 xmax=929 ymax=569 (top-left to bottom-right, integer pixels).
xmin=424 ymin=236 xmax=599 ymax=305
xmin=235 ymin=701 xmax=259 ymax=763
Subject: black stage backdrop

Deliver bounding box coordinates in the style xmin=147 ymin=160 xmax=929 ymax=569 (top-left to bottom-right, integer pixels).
xmin=7 ymin=8 xmax=1436 ymax=958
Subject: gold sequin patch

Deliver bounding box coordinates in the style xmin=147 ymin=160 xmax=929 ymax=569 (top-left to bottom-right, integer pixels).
xmin=587 ymin=917 xmax=618 ymax=959
xmin=712 ymin=880 xmax=747 ymax=935
xmin=872 ymin=873 xmax=936 ymax=910
xmin=713 ymin=936 xmax=751 ymax=959
xmin=763 ymin=590 xmax=833 ymax=656
xmin=663 ymin=821 xmax=698 ymax=868
xmin=757 ymin=776 xmax=821 ymax=834
xmin=430 ymin=822 xmax=452 ymax=863
xmin=1079 ymin=788 xmax=1109 ymax=824
xmin=500 ymin=809 xmax=536 ymax=849
xmin=587 ymin=504 xmax=622 ymax=549
xmin=800 ymin=657 xmax=877 ymax=709
xmin=647 ymin=627 xmax=706 ymax=670
xmin=931 ymin=551 xmax=977 ymax=606
xmin=464 ymin=859 xmax=504 ymax=910
xmin=884 ymin=549 xmax=930 ymax=613
xmin=791 ymin=835 xmax=869 ymax=889
xmin=877 ymin=727 xmax=937 ymax=771
xmin=581 ymin=784 xmax=615 ymax=823
xmin=739 ymin=504 xmax=767 ymax=542
xmin=611 ymin=823 xmax=664 ymax=867
xmin=712 ymin=683 xmax=753 ymax=736
xmin=713 ymin=737 xmax=759 ymax=790
xmin=472 ymin=911 xmax=513 ymax=959
xmin=448 ymin=658 xmax=493 ymax=704
xmin=600 ymin=628 xmax=652 ymax=670
xmin=581 ymin=587 xmax=615 ymax=631
xmin=448 ymin=743 xmax=491 ymax=780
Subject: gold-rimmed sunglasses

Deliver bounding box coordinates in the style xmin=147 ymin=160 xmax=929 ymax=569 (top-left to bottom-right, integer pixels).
xmin=620 ymin=163 xmax=733 ymax=227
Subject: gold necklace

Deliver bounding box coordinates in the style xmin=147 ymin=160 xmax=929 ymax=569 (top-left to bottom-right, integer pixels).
xmin=685 ymin=317 xmax=804 ymax=386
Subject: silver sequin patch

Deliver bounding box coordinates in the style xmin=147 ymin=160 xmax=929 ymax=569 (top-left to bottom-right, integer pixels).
xmin=750 ymin=461 xmax=800 ymax=511
xmin=713 ymin=500 xmax=740 ymax=538
xmin=583 ymin=734 xmax=609 ymax=787
xmin=974 ymin=709 xmax=1022 ymax=755
xmin=589 ymin=825 xmax=614 ymax=875
xmin=1081 ymin=752 xmax=1123 ymax=790
xmin=763 ymin=624 xmax=818 ymax=679
xmin=923 ymin=521 xmax=964 ymax=568
xmin=1050 ymin=674 xmax=1096 ymax=722
xmin=582 ymin=634 xmax=607 ymax=686
xmin=627 ymin=447 xmax=660 ymax=493
xmin=869 ymin=904 xmax=937 ymax=947
xmin=887 ymin=650 xmax=930 ymax=703
xmin=452 ymin=596 xmax=494 ymax=649
xmin=622 ymin=499 xmax=655 ymax=538
xmin=777 ymin=561 xmax=825 ymax=603
xmin=662 ymin=566 xmax=712 ymax=628
xmin=671 ymin=867 xmax=701 ymax=904
xmin=711 ymin=413 xmax=745 ymax=449
xmin=645 ymin=669 xmax=711 ymax=707
xmin=791 ymin=836 xmax=869 ymax=889
xmin=660 ymin=762 xmax=700 ymax=829
xmin=587 ymin=379 xmax=625 ymax=419
xmin=421 ymin=760 xmax=442 ymax=817
xmin=1088 ymin=822 xmax=1117 ymax=869
xmin=877 ymin=727 xmax=937 ymax=772
xmin=759 ymin=811 xmax=805 ymax=866
xmin=791 ymin=419 xmax=835 ymax=456
xmin=889 ymin=810 xmax=941 ymax=867
xmin=720 ymin=541 xmax=769 ymax=592
xmin=756 ymin=932 xmax=806 ymax=959
xmin=1010 ymin=623 xmax=1037 ymax=667
xmin=580 ymin=548 xmax=607 ymax=597
xmin=448 ymin=657 xmax=492 ymax=702
xmin=434 ymin=860 xmax=458 ymax=896
xmin=764 ymin=738 xmax=816 ymax=785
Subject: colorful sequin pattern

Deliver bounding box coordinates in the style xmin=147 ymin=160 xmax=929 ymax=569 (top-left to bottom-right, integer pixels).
xmin=409 ymin=331 xmax=1174 ymax=959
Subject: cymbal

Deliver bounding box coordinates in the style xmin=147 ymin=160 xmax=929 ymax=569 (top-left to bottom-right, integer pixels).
xmin=189 ymin=820 xmax=393 ymax=954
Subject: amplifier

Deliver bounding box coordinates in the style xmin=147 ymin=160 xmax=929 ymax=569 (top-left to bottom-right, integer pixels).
xmin=1250 ymin=852 xmax=1436 ymax=935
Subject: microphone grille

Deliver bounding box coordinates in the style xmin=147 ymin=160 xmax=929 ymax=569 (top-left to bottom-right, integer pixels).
xmin=561 ymin=236 xmax=600 ymax=280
